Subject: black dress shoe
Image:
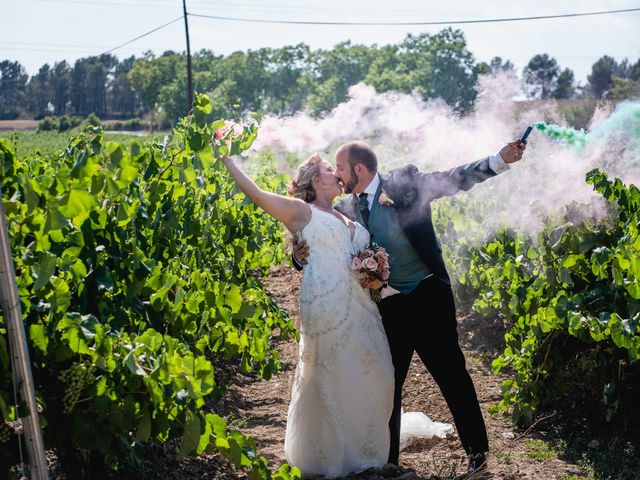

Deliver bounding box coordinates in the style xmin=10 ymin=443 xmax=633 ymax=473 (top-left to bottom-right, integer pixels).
xmin=467 ymin=452 xmax=487 ymax=473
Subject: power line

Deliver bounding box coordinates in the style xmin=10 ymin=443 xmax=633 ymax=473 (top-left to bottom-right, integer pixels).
xmin=0 ymin=40 xmax=112 ymax=48
xmin=33 ymin=0 xmax=181 ymax=9
xmin=35 ymin=0 xmax=487 ymax=16
xmin=188 ymin=6 xmax=640 ymax=26
xmin=98 ymin=16 xmax=183 ymax=55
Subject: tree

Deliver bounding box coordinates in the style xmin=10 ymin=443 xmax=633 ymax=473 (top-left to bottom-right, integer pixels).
xmin=26 ymin=64 xmax=52 ymax=117
xmin=608 ymin=77 xmax=640 ymax=100
xmin=523 ymin=53 xmax=560 ymax=99
xmin=587 ymin=55 xmax=618 ymax=98
xmin=629 ymin=58 xmax=640 ymax=81
xmin=108 ymin=56 xmax=137 ymax=117
xmin=70 ymin=56 xmax=115 ymax=116
xmin=262 ymin=44 xmax=311 ymax=114
xmin=365 ymin=29 xmax=477 ymax=111
xmin=304 ymin=41 xmax=376 ymax=115
xmin=51 ymin=61 xmax=71 ymax=115
xmin=552 ymin=68 xmax=575 ymax=99
xmin=0 ymin=60 xmax=28 ymax=119
xmin=489 ymin=56 xmax=515 ymax=73
xmin=420 ymin=28 xmax=477 ymax=110
xmin=128 ymin=51 xmax=184 ymax=118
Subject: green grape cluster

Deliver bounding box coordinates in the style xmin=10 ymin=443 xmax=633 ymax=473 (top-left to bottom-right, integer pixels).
xmin=0 ymin=421 xmax=12 ymax=443
xmin=59 ymin=362 xmax=96 ymax=414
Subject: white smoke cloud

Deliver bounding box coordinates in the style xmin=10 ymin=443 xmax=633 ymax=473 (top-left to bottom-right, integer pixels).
xmin=245 ymin=75 xmax=639 ymax=240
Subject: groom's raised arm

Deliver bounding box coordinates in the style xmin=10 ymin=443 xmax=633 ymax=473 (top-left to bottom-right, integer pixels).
xmin=414 ymin=139 xmax=525 ymax=201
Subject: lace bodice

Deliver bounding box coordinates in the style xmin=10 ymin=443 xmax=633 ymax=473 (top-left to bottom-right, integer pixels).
xmin=297 ymin=205 xmax=370 ymax=338
xmin=301 ymin=205 xmax=369 ymax=269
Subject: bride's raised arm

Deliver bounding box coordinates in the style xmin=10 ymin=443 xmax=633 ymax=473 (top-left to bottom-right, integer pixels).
xmin=218 ymin=155 xmax=310 ymax=234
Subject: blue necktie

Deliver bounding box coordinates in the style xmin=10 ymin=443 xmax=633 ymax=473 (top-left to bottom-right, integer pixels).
xmin=358 ymin=193 xmax=370 ymax=226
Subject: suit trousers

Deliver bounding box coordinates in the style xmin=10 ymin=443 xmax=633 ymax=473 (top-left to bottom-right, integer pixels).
xmin=378 ymin=276 xmax=489 ymax=464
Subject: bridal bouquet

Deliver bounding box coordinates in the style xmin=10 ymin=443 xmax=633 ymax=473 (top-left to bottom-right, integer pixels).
xmin=351 ymin=243 xmax=390 ymax=302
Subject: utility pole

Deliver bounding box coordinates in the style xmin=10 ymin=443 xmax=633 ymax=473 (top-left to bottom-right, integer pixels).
xmin=0 ymin=186 xmax=48 ymax=480
xmin=182 ymin=0 xmax=193 ymax=113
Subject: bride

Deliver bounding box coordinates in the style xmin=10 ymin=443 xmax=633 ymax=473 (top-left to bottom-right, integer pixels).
xmin=217 ymin=151 xmax=452 ymax=478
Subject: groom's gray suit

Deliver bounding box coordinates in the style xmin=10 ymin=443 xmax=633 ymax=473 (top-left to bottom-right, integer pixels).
xmin=331 ymin=155 xmax=504 ymax=463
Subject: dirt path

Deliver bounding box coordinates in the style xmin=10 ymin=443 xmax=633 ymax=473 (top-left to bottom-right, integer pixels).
xmin=223 ymin=265 xmax=590 ymax=479
xmin=0 ymin=119 xmax=39 ymax=131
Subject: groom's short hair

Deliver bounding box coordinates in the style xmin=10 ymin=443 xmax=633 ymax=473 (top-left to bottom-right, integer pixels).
xmin=339 ymin=141 xmax=378 ymax=173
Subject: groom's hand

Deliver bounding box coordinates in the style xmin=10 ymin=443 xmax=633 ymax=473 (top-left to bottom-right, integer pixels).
xmin=500 ymin=139 xmax=526 ymax=164
xmin=292 ymin=235 xmax=309 ymax=267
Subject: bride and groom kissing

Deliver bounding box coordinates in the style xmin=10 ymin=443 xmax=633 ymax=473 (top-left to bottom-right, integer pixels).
xmin=215 ymin=137 xmax=526 ymax=478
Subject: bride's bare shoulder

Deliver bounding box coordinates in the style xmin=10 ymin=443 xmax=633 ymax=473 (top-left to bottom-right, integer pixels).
xmin=286 ymin=199 xmax=312 ymax=233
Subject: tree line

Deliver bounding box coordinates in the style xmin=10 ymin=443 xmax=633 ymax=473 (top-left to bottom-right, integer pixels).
xmin=1 ymin=28 xmax=639 ymax=127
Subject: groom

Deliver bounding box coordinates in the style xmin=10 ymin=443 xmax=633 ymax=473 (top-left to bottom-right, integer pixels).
xmin=293 ymin=138 xmax=526 ymax=474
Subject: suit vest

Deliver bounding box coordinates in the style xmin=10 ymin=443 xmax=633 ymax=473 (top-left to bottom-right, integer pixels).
xmin=365 ymin=189 xmax=432 ymax=294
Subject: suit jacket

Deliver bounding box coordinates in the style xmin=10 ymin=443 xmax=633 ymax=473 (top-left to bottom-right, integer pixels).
xmin=333 ymin=156 xmax=499 ymax=285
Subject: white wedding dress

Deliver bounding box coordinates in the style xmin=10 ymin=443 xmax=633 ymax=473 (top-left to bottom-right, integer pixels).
xmin=284 ymin=205 xmax=453 ymax=479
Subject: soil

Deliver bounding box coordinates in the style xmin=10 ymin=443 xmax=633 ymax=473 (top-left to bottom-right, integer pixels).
xmin=0 ymin=120 xmax=39 ymax=131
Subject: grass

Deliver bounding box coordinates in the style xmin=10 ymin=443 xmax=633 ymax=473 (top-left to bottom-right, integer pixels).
xmin=526 ymin=414 xmax=640 ymax=480
xmin=494 ymin=451 xmax=515 ymax=464
xmin=524 ymin=439 xmax=557 ymax=461
xmin=0 ymin=130 xmax=162 ymax=158
xmin=225 ymin=412 xmax=250 ymax=430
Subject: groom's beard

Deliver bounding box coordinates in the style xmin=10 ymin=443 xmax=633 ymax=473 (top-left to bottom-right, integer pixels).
xmin=342 ymin=170 xmax=360 ymax=194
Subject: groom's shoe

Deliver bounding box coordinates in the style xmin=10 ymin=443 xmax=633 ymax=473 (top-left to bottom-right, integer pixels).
xmin=380 ymin=462 xmax=406 ymax=478
xmin=467 ymin=452 xmax=487 ymax=475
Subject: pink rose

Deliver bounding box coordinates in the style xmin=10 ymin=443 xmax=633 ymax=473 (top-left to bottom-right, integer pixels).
xmin=363 ymin=257 xmax=378 ymax=271
xmin=351 ymin=256 xmax=362 ymax=270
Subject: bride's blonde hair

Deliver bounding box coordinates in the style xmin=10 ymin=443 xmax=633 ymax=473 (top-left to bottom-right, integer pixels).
xmin=287 ymin=153 xmax=324 ymax=203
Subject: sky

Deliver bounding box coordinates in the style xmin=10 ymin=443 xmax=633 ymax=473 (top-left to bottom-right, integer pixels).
xmin=2 ymin=0 xmax=640 ymax=85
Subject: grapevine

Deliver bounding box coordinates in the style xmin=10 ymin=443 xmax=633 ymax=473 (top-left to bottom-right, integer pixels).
xmin=59 ymin=363 xmax=96 ymax=414
xmin=0 ymin=421 xmax=11 ymax=443
xmin=0 ymin=92 xmax=301 ymax=479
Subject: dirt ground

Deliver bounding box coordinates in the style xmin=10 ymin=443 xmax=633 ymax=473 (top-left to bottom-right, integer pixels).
xmin=0 ymin=119 xmax=39 ymax=131
xmin=217 ymin=264 xmax=592 ymax=480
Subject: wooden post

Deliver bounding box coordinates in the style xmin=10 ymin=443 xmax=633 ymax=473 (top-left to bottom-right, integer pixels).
xmin=0 ymin=186 xmax=48 ymax=479
xmin=183 ymin=0 xmax=194 ymax=113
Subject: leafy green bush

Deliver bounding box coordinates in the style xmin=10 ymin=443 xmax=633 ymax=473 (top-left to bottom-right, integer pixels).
xmin=83 ymin=112 xmax=102 ymax=127
xmin=37 ymin=114 xmax=84 ymax=132
xmin=106 ymin=118 xmax=145 ymax=131
xmin=0 ymin=92 xmax=300 ymax=480
xmin=454 ymin=170 xmax=639 ymax=428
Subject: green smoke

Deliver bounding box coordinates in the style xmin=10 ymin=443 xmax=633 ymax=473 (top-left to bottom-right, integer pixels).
xmin=532 ymin=100 xmax=640 ymax=152
xmin=589 ymin=100 xmax=640 ymax=144
xmin=533 ymin=121 xmax=588 ymax=149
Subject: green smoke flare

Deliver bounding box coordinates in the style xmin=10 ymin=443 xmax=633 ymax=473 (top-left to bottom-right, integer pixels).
xmin=532 ymin=101 xmax=640 ymax=152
